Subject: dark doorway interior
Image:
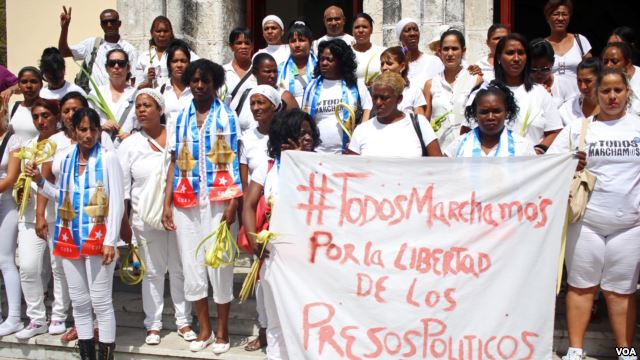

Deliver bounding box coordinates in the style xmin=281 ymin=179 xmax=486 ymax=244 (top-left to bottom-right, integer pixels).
xmin=248 ymin=0 xmax=363 ymax=51
xmin=504 ymin=0 xmax=640 ymax=62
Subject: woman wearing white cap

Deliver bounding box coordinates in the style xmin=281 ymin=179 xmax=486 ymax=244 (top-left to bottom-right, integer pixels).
xmin=255 ymin=15 xmax=290 ymax=66
xmin=118 ymin=89 xmax=195 ymax=345
xmin=239 ymin=85 xmax=281 ymax=351
xmin=396 ymin=18 xmax=444 ymax=89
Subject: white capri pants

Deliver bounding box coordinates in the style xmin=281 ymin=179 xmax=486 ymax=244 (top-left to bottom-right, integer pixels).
xmin=0 ymin=195 xmax=21 ymax=321
xmin=566 ymin=210 xmax=640 ymax=294
xmin=62 ymin=256 xmax=116 ymax=343
xmin=18 ymin=222 xmax=70 ymax=325
xmin=134 ymin=223 xmax=192 ymax=330
xmin=173 ymin=199 xmax=235 ymax=304
xmin=262 ymin=250 xmax=289 ymax=360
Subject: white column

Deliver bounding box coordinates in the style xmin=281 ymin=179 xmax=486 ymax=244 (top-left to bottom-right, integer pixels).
xmin=464 ymin=0 xmax=493 ymax=63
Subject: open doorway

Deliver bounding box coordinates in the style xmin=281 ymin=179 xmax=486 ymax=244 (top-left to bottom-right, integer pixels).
xmin=495 ymin=0 xmax=640 ymax=61
xmin=247 ymin=0 xmax=363 ymax=51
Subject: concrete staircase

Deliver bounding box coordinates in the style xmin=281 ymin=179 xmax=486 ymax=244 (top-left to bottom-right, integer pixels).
xmin=0 ymin=261 xmax=637 ymax=359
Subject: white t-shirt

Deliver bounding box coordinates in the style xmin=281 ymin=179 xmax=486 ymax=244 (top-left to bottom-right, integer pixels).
xmin=467 ymin=83 xmax=563 ymax=144
xmin=240 ymin=128 xmax=269 ymax=178
xmin=255 ymin=45 xmax=290 ymax=66
xmin=251 ymin=158 xmax=278 ymax=204
xmin=352 ymin=44 xmax=385 ymax=82
xmin=0 ymin=132 xmax=22 ymax=200
xmin=9 ymin=104 xmax=36 ymax=145
xmin=399 ymin=85 xmax=426 ymax=113
xmin=39 ymin=81 xmax=87 ymax=100
xmin=70 ymin=37 xmax=139 ymax=87
xmin=304 ymin=79 xmax=373 ymax=154
xmin=548 ymin=114 xmax=640 ymax=225
xmin=159 ymin=80 xmax=193 ymax=129
xmin=552 ymin=34 xmax=591 ymax=86
xmin=118 ymin=131 xmax=166 ymax=229
xmin=89 ymin=84 xmax=139 ymax=134
xmin=222 ymin=62 xmax=257 ymax=119
xmin=408 ymin=53 xmax=444 ymax=89
xmin=475 ymin=56 xmax=495 ymax=82
xmin=136 ymin=49 xmax=200 ymax=87
xmin=444 ymin=129 xmax=536 ymax=157
xmin=313 ymin=34 xmax=356 ymax=54
xmin=628 ymin=68 xmax=640 ymax=115
xmin=558 ymin=95 xmax=585 ymax=127
xmin=550 ymin=74 xmax=578 ymax=109
xmin=348 ymin=113 xmax=436 ymax=158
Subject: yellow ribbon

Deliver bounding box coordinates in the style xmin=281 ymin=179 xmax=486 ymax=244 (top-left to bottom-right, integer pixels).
xmin=119 ymin=244 xmax=146 ymax=285
xmin=239 ymin=230 xmax=277 ymax=303
xmin=519 ymin=104 xmax=532 ymax=137
xmin=13 ymin=139 xmax=57 ymax=218
xmin=334 ymin=102 xmax=357 ymax=140
xmin=195 ymin=221 xmax=239 ymax=268
xmin=430 ymin=111 xmax=452 ymax=132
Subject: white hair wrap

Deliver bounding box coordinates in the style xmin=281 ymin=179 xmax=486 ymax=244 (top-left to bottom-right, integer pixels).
xmin=395 ymin=18 xmax=419 ymax=39
xmin=249 ymin=85 xmax=282 ymax=109
xmin=262 ymin=15 xmax=284 ymax=31
xmin=136 ymin=88 xmax=165 ymax=112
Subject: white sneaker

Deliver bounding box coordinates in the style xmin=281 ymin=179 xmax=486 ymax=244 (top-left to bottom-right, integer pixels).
xmin=562 ymin=347 xmax=585 ymax=360
xmin=0 ymin=319 xmax=24 ymax=337
xmin=48 ymin=320 xmax=66 ymax=335
xmin=189 ymin=332 xmax=214 ymax=352
xmin=211 ymin=340 xmax=230 ymax=354
xmin=15 ymin=322 xmax=48 ymax=340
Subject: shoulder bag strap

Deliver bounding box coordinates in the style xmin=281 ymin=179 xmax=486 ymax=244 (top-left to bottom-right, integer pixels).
xmin=0 ymin=127 xmax=15 ymax=166
xmin=235 ymin=88 xmax=253 ymax=115
xmin=578 ymin=117 xmax=589 ymax=152
xmin=295 ymin=73 xmax=308 ymax=89
xmin=87 ymin=37 xmax=103 ymax=74
xmin=229 ymin=70 xmax=253 ymax=100
xmin=410 ymin=113 xmax=428 ymax=157
xmin=10 ymin=101 xmax=21 ymax=118
xmin=574 ymin=34 xmax=585 ymax=58
xmin=160 ymin=83 xmax=167 ymax=94
xmin=119 ymin=90 xmax=139 ymax=127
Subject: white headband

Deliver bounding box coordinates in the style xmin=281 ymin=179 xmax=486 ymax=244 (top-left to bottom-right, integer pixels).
xmin=395 ymin=18 xmax=419 ymax=39
xmin=262 ymin=15 xmax=284 ymax=31
xmin=249 ymin=85 xmax=282 ymax=109
xmin=136 ymin=88 xmax=165 ymax=112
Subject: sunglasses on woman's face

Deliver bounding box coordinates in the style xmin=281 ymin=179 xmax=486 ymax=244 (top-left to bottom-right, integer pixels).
xmin=106 ymin=59 xmax=128 ymax=68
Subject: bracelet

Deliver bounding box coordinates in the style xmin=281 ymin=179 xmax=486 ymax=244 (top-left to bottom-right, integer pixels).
xmin=534 ymin=144 xmax=548 ymax=153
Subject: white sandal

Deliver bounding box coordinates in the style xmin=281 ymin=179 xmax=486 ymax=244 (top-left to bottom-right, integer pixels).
xmin=145 ymin=332 xmax=161 ymax=345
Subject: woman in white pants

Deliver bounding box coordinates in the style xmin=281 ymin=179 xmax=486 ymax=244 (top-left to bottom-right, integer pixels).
xmin=162 ymin=59 xmax=241 ymax=354
xmin=15 ymin=99 xmax=71 ymax=340
xmin=548 ymin=68 xmax=640 ymax=360
xmin=0 ymin=103 xmax=24 ymax=337
xmin=27 ymin=107 xmax=124 ymax=360
xmin=118 ymin=89 xmax=195 ymax=345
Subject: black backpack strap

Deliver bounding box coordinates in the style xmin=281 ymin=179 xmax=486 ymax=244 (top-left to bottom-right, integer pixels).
xmin=0 ymin=127 xmax=15 ymax=166
xmin=87 ymin=37 xmax=102 ymax=75
xmin=574 ymin=34 xmax=585 ymax=58
xmin=410 ymin=113 xmax=428 ymax=157
xmin=235 ymin=88 xmax=252 ymax=115
xmin=10 ymin=101 xmax=21 ymax=118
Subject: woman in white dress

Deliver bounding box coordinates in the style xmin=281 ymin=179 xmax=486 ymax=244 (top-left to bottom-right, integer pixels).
xmin=475 ymin=24 xmax=509 ymax=82
xmin=559 ymin=58 xmax=601 ymax=126
xmin=9 ymin=67 xmax=43 ymax=144
xmin=89 ymin=49 xmax=138 ymax=141
xmin=379 ymin=46 xmax=426 ymax=115
xmin=601 ymin=42 xmax=640 ymax=114
xmin=278 ymin=22 xmax=317 ymax=105
xmin=159 ymin=39 xmax=194 ymax=127
xmin=543 ymin=0 xmax=592 ymax=85
xmin=222 ymin=27 xmax=255 ymax=110
xmin=424 ymin=29 xmax=483 ymax=150
xmin=529 ymin=38 xmax=578 ymax=109
xmin=254 ymin=15 xmax=289 ymax=66
xmin=395 ymin=18 xmax=443 ymax=89
xmin=446 ymin=82 xmax=536 ymax=157
xmin=118 ymin=89 xmax=194 ymax=345
xmin=350 ymin=13 xmax=385 ymax=86
xmin=39 ymin=47 xmax=86 ymax=100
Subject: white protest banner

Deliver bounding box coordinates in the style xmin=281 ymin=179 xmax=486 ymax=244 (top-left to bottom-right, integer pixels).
xmin=265 ymin=151 xmax=576 ymax=360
